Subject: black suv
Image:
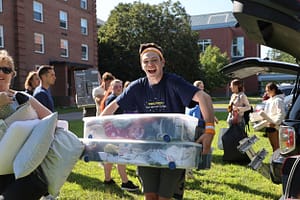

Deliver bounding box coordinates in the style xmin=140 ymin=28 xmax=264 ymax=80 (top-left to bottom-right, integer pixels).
xmin=222 ymin=0 xmax=300 ymax=199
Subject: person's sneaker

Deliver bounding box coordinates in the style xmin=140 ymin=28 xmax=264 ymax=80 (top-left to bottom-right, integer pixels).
xmin=185 ymin=168 xmax=195 ymax=179
xmin=104 ymin=179 xmax=116 ymax=185
xmin=98 ymin=162 xmax=104 ymax=168
xmin=40 ymin=194 xmax=57 ymax=200
xmin=121 ymin=180 xmax=139 ymax=191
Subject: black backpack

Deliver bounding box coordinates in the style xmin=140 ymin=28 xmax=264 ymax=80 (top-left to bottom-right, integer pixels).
xmin=243 ymin=106 xmax=253 ymax=132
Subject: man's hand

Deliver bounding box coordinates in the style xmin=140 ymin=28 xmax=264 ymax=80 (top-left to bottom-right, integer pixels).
xmin=196 ymin=133 xmax=214 ymax=154
xmin=268 ymin=123 xmax=276 ymax=128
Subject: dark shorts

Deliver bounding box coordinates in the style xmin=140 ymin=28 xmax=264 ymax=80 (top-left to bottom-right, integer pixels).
xmin=0 ymin=167 xmax=48 ymax=200
xmin=265 ymin=127 xmax=277 ymax=133
xmin=137 ymin=166 xmax=185 ymax=198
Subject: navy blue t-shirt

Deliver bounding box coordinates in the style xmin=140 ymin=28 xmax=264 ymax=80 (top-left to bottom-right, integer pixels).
xmin=105 ymin=93 xmax=124 ymax=114
xmin=33 ymin=86 xmax=54 ymax=112
xmin=116 ymin=73 xmax=199 ymax=113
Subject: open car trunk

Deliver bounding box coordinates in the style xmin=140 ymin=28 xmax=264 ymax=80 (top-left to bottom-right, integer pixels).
xmin=226 ymin=1 xmax=300 ymax=198
xmin=221 ymin=57 xmax=300 ymax=79
xmin=232 ymin=0 xmax=300 ymax=59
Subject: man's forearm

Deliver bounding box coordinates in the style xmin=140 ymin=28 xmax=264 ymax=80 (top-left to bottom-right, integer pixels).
xmin=100 ymin=100 xmax=118 ymax=116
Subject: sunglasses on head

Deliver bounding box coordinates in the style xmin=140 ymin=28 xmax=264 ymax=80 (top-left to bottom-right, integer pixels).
xmin=0 ymin=67 xmax=13 ymax=74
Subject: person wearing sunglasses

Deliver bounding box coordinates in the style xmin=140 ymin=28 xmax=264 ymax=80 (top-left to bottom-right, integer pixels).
xmin=100 ymin=43 xmax=215 ymax=200
xmin=0 ymin=51 xmax=19 ymax=114
xmin=0 ymin=63 xmax=14 ymax=107
xmin=0 ymin=50 xmax=53 ymax=199
xmin=0 ymin=66 xmax=13 ymax=74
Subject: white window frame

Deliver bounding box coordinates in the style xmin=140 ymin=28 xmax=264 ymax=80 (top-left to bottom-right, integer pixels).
xmin=0 ymin=26 xmax=4 ymax=48
xmin=34 ymin=33 xmax=44 ymax=53
xmin=33 ymin=1 xmax=43 ymax=22
xmin=231 ymin=37 xmax=244 ymax=57
xmin=0 ymin=0 xmax=3 ymax=13
xmin=80 ymin=0 xmax=87 ymax=9
xmin=81 ymin=44 xmax=88 ymax=60
xmin=81 ymin=18 xmax=88 ymax=35
xmin=198 ymin=39 xmax=211 ymax=53
xmin=60 ymin=39 xmax=69 ymax=57
xmin=59 ymin=11 xmax=68 ymax=29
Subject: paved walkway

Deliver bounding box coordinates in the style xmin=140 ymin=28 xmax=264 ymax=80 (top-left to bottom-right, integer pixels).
xmin=58 ymin=112 xmax=82 ymax=121
xmin=214 ymin=108 xmax=227 ymax=112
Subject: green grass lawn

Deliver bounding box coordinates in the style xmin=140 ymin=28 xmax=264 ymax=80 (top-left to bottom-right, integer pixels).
xmin=59 ymin=109 xmax=282 ymax=200
xmin=55 ymin=106 xmax=82 ymax=114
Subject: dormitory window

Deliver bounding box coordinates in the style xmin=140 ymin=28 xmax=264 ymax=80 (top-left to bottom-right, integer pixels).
xmin=80 ymin=0 xmax=87 ymax=9
xmin=81 ymin=18 xmax=88 ymax=35
xmin=231 ymin=37 xmax=244 ymax=57
xmin=0 ymin=0 xmax=3 ymax=12
xmin=59 ymin=11 xmax=68 ymax=29
xmin=60 ymin=39 xmax=68 ymax=57
xmin=33 ymin=1 xmax=43 ymax=22
xmin=0 ymin=26 xmax=4 ymax=48
xmin=34 ymin=33 xmax=44 ymax=53
xmin=81 ymin=44 xmax=88 ymax=60
xmin=198 ymin=39 xmax=211 ymax=53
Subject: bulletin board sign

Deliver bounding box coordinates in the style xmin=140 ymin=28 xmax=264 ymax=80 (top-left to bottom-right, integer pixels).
xmin=74 ymin=69 xmax=99 ymax=108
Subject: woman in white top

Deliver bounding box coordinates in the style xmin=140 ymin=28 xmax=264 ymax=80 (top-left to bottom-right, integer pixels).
xmin=227 ymin=79 xmax=251 ymax=130
xmin=264 ymin=82 xmax=285 ymax=151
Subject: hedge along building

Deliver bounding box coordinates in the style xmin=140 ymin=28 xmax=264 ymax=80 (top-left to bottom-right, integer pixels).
xmin=0 ymin=0 xmax=98 ymax=106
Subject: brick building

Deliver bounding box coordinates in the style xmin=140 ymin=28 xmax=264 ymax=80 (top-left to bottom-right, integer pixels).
xmin=191 ymin=12 xmax=260 ymax=96
xmin=0 ymin=0 xmax=98 ymax=106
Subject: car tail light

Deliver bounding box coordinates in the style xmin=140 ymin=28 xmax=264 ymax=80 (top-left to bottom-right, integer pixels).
xmin=279 ymin=126 xmax=296 ymax=155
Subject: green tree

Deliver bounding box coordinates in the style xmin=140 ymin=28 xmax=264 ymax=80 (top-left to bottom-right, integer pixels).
xmin=98 ymin=0 xmax=201 ymax=82
xmin=267 ymin=48 xmax=296 ymax=63
xmin=199 ymin=45 xmax=230 ymax=92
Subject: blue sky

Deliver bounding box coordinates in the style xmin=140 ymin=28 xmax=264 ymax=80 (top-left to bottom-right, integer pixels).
xmin=96 ymin=0 xmax=269 ymax=57
xmin=96 ymin=0 xmax=233 ymax=21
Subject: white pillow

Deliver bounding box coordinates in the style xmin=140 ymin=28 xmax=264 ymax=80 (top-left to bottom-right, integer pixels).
xmin=57 ymin=120 xmax=69 ymax=131
xmin=13 ymin=112 xmax=57 ymax=178
xmin=0 ymin=102 xmax=38 ymax=142
xmin=0 ymin=119 xmax=40 ymax=175
xmin=40 ymin=127 xmax=84 ymax=196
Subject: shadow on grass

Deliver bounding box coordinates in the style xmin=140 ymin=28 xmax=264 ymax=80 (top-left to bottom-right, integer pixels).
xmin=213 ymin=153 xmax=272 ymax=178
xmin=188 ymin=154 xmax=280 ymax=199
xmin=126 ymin=167 xmax=139 ymax=178
xmin=186 ymin=177 xmax=280 ymax=200
xmin=212 ymin=154 xmax=250 ymax=166
xmin=67 ymin=172 xmax=142 ymax=199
